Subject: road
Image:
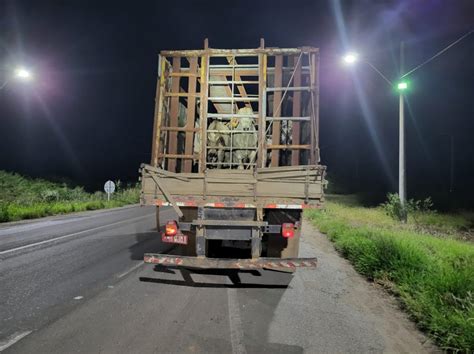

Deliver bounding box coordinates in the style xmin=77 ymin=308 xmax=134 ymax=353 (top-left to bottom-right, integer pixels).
xmin=0 ymin=206 xmax=435 ymax=353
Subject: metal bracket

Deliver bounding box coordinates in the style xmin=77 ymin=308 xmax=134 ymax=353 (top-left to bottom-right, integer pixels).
xmin=150 ymin=173 xmax=183 ymax=218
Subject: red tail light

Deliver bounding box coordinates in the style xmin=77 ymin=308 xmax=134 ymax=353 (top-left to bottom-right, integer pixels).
xmin=282 ymin=223 xmax=295 ymax=238
xmin=165 ymin=220 xmax=178 ymax=236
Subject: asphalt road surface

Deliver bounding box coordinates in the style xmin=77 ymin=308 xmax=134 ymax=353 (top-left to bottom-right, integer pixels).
xmin=0 ymin=206 xmax=436 ymax=353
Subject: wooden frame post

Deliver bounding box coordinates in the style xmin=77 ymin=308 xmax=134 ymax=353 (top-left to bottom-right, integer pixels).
xmin=168 ymin=57 xmax=181 ymax=172
xmin=151 ymin=56 xmax=166 ymax=167
xmin=271 ymin=55 xmax=283 ymax=167
xmin=291 ymin=55 xmax=302 ymax=165
xmin=183 ymin=57 xmax=198 ymax=172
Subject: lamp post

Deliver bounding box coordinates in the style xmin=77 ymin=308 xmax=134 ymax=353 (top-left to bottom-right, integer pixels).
xmin=342 ymin=48 xmax=408 ymax=221
xmin=342 ymin=30 xmax=473 ymax=221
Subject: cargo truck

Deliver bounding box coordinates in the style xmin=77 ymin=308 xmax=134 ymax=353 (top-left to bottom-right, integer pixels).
xmin=140 ymin=39 xmax=326 ymax=271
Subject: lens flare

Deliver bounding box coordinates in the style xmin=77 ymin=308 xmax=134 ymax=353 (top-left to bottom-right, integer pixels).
xmin=14 ymin=67 xmax=33 ymax=80
xmin=343 ymin=52 xmax=358 ymax=64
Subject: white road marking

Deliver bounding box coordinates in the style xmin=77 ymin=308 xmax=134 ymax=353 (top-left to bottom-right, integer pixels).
xmin=117 ymin=261 xmax=144 ymax=278
xmin=227 ymin=288 xmax=247 ymax=354
xmin=73 ymin=296 xmax=83 ymax=300
xmin=0 ymin=205 xmax=139 ymax=235
xmin=0 ymin=331 xmax=32 ymax=352
xmin=0 ymin=214 xmax=153 ymax=256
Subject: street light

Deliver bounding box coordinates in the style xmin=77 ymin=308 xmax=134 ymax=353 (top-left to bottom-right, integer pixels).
xmin=397 ymin=82 xmax=408 ymax=90
xmin=0 ymin=66 xmax=34 ymax=89
xmin=14 ymin=67 xmax=33 ymax=81
xmin=342 ymin=47 xmax=408 ymax=221
xmin=342 ymin=29 xmax=473 ymax=221
xmin=342 ymin=52 xmax=359 ymax=64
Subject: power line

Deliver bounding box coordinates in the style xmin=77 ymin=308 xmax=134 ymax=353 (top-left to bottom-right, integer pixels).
xmin=401 ymin=29 xmax=474 ymax=78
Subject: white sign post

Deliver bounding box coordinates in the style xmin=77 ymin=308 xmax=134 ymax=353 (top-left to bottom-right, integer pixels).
xmin=104 ymin=180 xmax=116 ymax=201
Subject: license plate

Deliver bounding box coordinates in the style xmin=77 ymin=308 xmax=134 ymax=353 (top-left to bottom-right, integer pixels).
xmin=162 ymin=234 xmax=188 ymax=245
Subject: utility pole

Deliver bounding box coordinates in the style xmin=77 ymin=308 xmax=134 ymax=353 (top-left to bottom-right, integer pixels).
xmin=399 ymin=41 xmax=407 ymax=222
xmin=341 ymin=29 xmax=472 ymax=220
xmin=449 ymin=134 xmax=454 ymax=193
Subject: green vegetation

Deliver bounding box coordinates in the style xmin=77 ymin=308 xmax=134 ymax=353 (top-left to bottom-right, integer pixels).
xmin=306 ymin=196 xmax=474 ymax=351
xmin=0 ymin=171 xmax=139 ymax=223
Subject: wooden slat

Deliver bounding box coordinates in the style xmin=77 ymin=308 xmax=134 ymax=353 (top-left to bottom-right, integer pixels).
xmin=226 ymin=56 xmax=252 ymax=109
xmin=158 ymin=153 xmax=198 ymax=159
xmin=257 ymin=165 xmax=321 ymax=173
xmin=208 ymin=69 xmax=258 ymax=76
xmin=143 ymin=165 xmax=190 ymax=182
xmin=206 ymin=177 xmax=257 ymax=184
xmin=151 ymin=56 xmax=167 ymax=167
xmin=257 ymin=170 xmax=319 ymax=180
xmin=271 ymin=55 xmax=283 ymax=167
xmin=267 ymin=144 xmax=310 ymax=149
xmin=161 ymin=127 xmax=200 ymax=132
xmin=257 ymin=51 xmax=266 ymax=168
xmin=199 ymin=54 xmax=209 ymax=173
xmin=142 ymin=177 xmax=323 ymax=199
xmin=169 ymin=72 xmax=198 ymax=77
xmin=164 ymin=92 xmax=199 ymax=97
xmin=310 ymin=52 xmax=316 ymax=164
xmin=183 ymin=57 xmax=198 ymax=172
xmin=167 ymin=57 xmax=181 ymax=172
xmin=291 ymin=55 xmax=302 ymax=165
xmin=314 ymin=52 xmax=320 ymax=164
xmin=150 ymin=67 xmax=161 ymax=166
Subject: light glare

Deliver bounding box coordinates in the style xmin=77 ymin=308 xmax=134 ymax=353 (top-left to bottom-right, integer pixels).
xmin=397 ymin=82 xmax=408 ymax=90
xmin=14 ymin=67 xmax=33 ymax=81
xmin=343 ymin=52 xmax=358 ymax=64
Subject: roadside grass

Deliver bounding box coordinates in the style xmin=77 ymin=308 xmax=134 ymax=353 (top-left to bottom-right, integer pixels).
xmin=306 ymin=197 xmax=474 ymax=351
xmin=0 ymin=171 xmax=139 ymax=222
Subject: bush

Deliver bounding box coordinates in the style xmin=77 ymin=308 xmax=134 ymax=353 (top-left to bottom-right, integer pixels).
xmin=0 ymin=170 xmax=140 ymax=222
xmin=41 ymin=189 xmax=60 ymax=202
xmin=381 ymin=193 xmax=435 ymax=222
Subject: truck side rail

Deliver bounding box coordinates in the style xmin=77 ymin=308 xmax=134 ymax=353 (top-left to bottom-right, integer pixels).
xmin=140 ymin=164 xmax=326 ymax=210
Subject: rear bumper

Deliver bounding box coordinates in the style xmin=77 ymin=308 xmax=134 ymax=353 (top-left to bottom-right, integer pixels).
xmin=144 ymin=253 xmax=317 ymax=271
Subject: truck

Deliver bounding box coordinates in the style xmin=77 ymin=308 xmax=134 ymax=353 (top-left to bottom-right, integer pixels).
xmin=140 ymin=39 xmax=326 ymax=272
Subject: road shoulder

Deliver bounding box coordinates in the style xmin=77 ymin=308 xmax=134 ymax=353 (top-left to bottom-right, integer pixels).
xmin=302 ymin=218 xmax=439 ymax=353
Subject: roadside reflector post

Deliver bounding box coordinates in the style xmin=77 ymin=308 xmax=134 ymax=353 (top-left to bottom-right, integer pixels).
xmin=104 ymin=180 xmax=116 ymax=202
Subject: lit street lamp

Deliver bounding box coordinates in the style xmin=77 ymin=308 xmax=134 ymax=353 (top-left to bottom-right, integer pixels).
xmin=342 ymin=30 xmax=473 ymax=221
xmin=397 ymin=82 xmax=408 ymax=90
xmin=343 ymin=46 xmax=408 ymax=221
xmin=14 ymin=67 xmax=33 ymax=80
xmin=342 ymin=52 xmax=358 ymax=64
xmin=0 ymin=66 xmax=34 ymax=89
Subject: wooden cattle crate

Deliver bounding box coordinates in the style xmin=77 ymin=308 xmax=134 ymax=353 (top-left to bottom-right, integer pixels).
xmin=149 ymin=39 xmax=322 ymax=174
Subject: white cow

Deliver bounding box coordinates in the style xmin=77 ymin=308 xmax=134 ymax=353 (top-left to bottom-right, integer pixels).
xmin=207 ymin=120 xmax=230 ymax=168
xmin=230 ymin=107 xmax=258 ymax=169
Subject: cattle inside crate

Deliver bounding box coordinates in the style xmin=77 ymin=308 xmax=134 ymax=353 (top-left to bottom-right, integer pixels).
xmin=150 ymin=42 xmax=319 ymax=173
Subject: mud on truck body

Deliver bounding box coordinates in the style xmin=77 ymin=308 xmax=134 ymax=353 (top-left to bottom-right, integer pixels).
xmin=140 ymin=40 xmax=326 ymax=272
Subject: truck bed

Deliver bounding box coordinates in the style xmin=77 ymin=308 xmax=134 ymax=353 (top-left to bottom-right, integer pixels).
xmin=140 ymin=164 xmax=325 ymax=212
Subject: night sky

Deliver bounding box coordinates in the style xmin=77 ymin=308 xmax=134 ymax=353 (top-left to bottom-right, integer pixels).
xmin=0 ymin=1 xmax=473 ymax=207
